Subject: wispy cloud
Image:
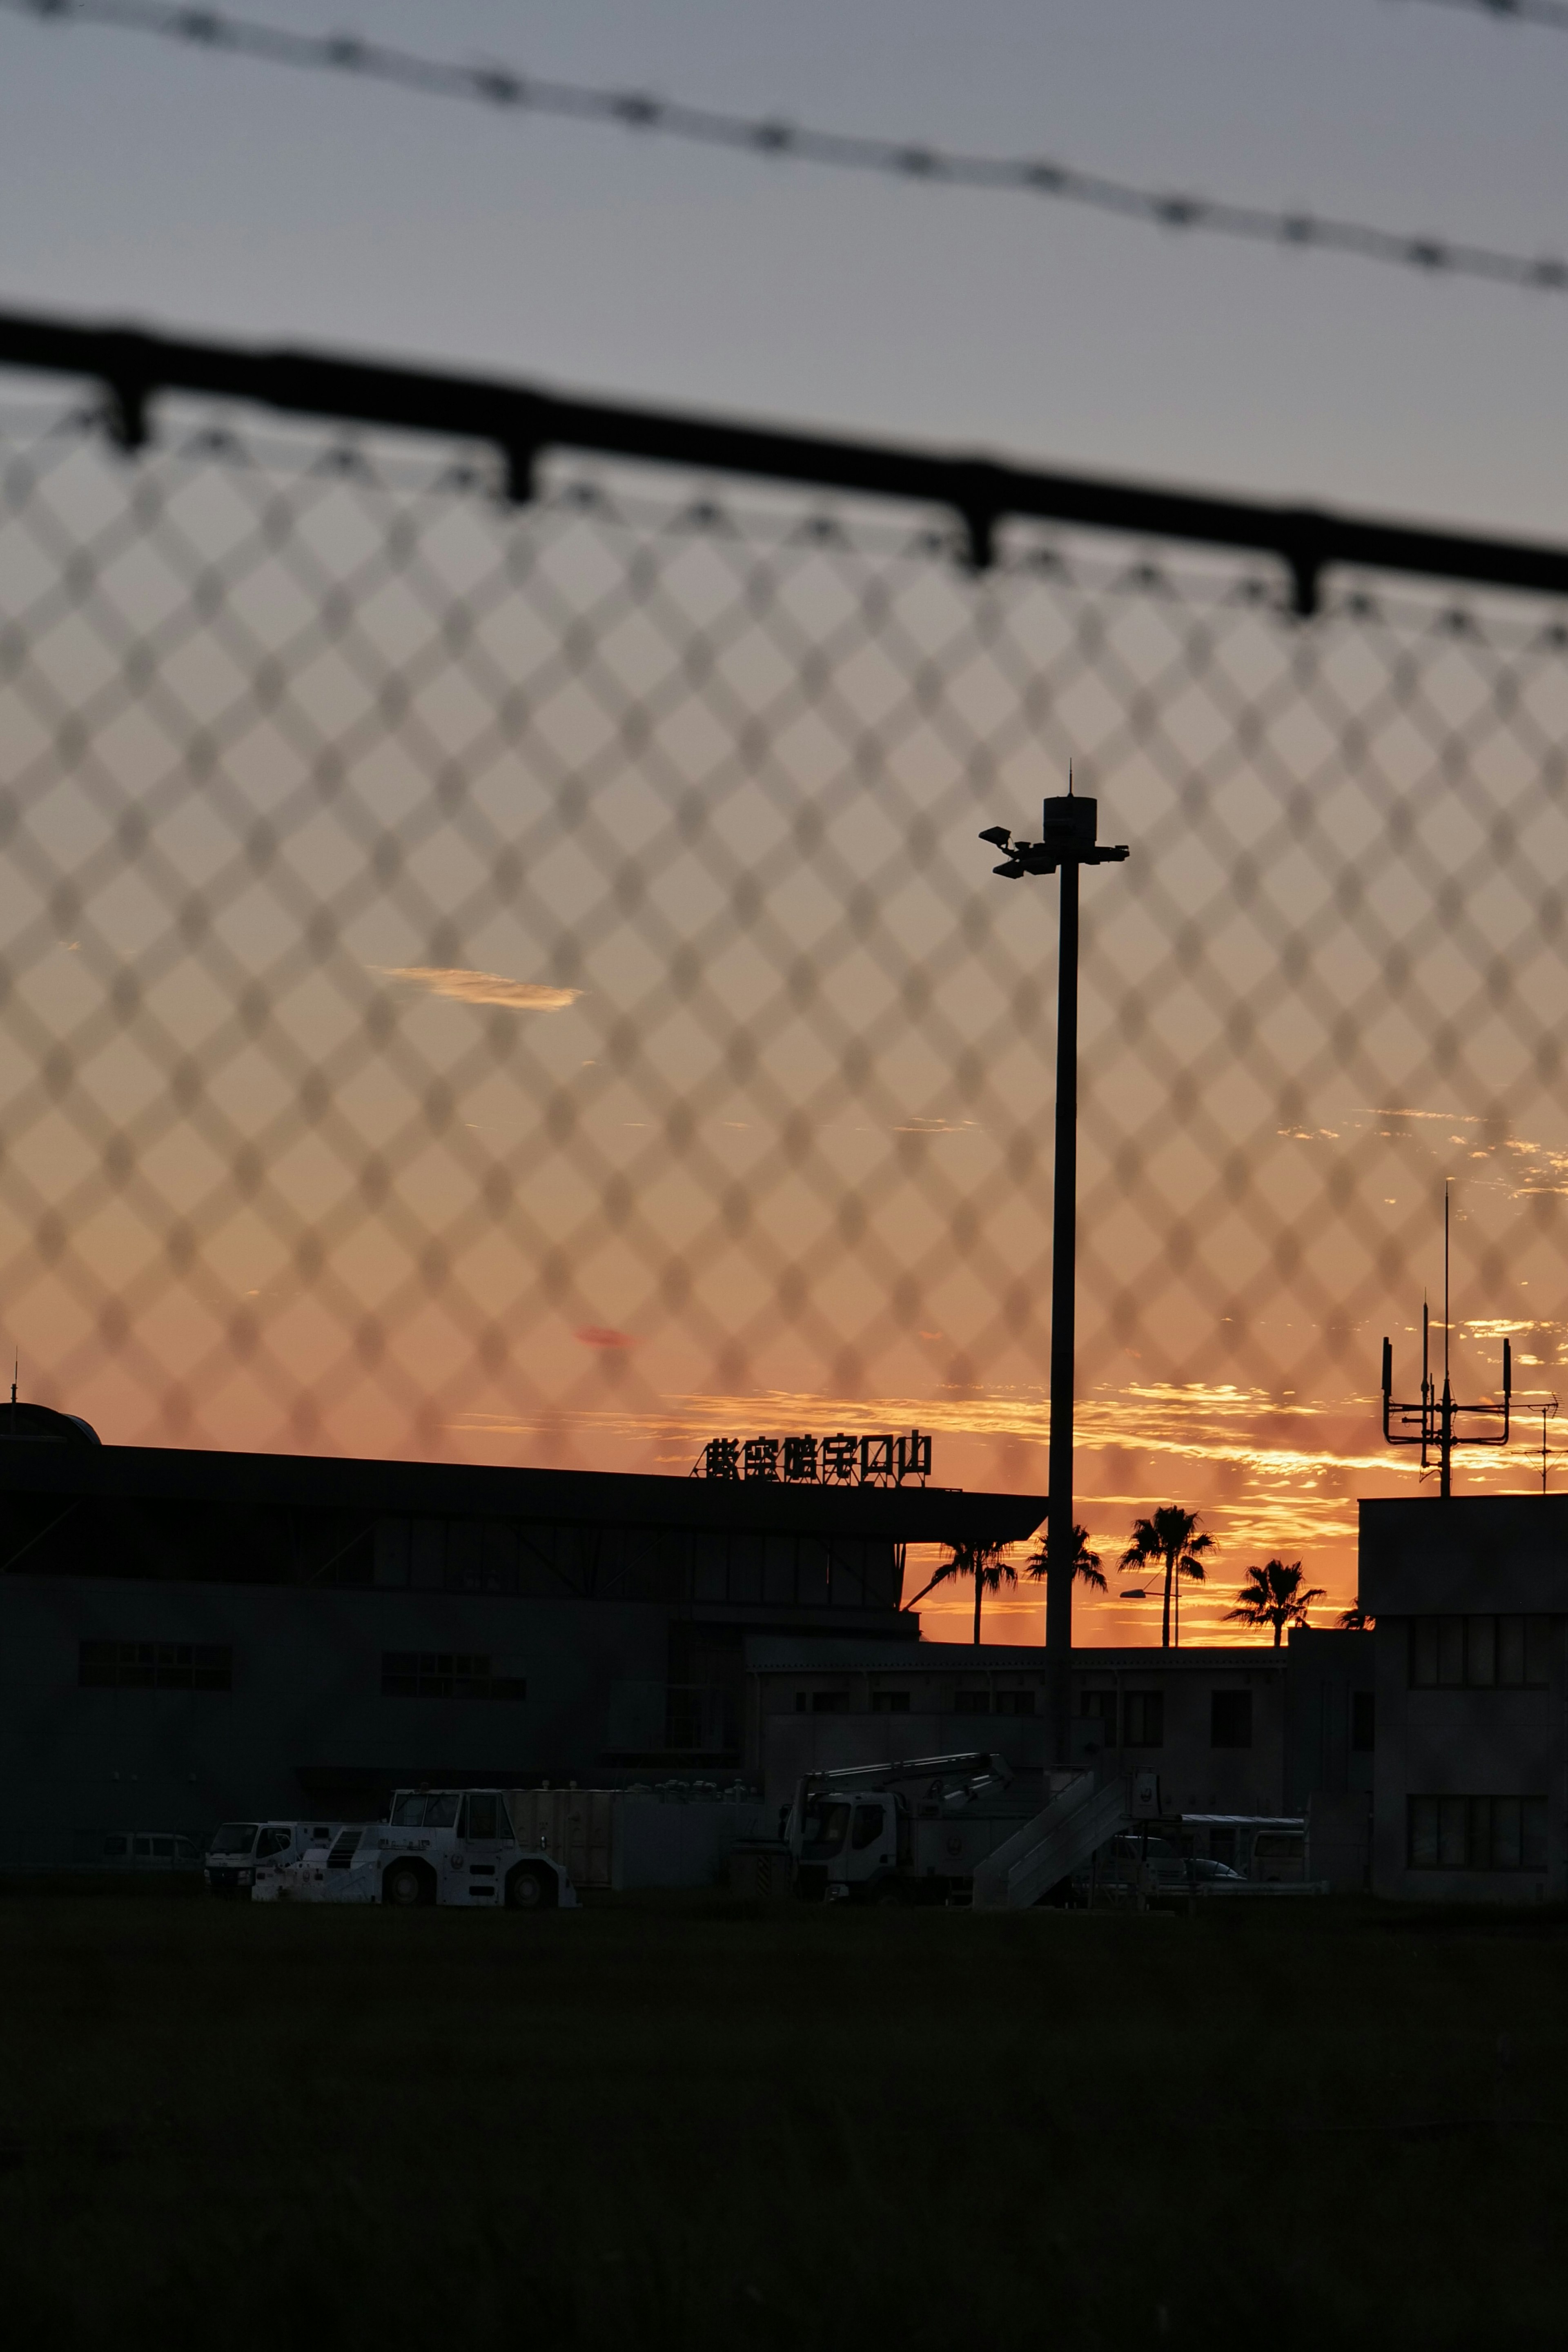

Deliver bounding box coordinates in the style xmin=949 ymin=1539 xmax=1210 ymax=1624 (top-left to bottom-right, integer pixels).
xmin=377 ymin=966 xmax=582 ymax=1011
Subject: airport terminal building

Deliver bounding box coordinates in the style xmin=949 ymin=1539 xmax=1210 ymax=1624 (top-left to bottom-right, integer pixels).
xmin=0 ymin=1404 xmax=1045 ymax=1867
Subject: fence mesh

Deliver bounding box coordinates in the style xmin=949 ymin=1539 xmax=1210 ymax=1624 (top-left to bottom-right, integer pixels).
xmin=3 ymin=385 xmax=1566 ymax=1639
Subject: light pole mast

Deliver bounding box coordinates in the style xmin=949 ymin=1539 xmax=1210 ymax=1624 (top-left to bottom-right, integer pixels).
xmin=980 ymin=783 xmax=1129 ymax=1760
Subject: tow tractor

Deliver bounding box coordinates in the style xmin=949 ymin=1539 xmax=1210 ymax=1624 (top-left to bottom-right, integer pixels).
xmin=258 ymin=1788 xmax=577 ymax=1909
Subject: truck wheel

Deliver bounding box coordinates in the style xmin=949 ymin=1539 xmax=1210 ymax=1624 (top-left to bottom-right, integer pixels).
xmin=507 ymin=1865 xmax=551 ymax=1910
xmin=873 ymin=1882 xmax=904 ymax=1908
xmin=383 ymin=1860 xmax=428 ymax=1908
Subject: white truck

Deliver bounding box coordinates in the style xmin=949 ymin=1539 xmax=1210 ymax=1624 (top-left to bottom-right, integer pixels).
xmin=784 ymin=1751 xmax=1065 ymax=1905
xmin=256 ymin=1788 xmax=577 ymax=1909
xmin=784 ymin=1751 xmax=1148 ymax=1909
xmin=204 ymin=1819 xmax=339 ymax=1898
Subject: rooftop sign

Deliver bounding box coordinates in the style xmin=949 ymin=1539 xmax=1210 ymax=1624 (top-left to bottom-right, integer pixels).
xmin=695 ymin=1430 xmax=932 ymax=1488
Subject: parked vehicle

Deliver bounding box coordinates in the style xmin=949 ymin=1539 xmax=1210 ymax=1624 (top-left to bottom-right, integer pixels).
xmin=1176 ymin=1814 xmax=1307 ymax=1884
xmin=1095 ymin=1836 xmax=1245 ymax=1893
xmin=100 ymin=1831 xmax=202 ymax=1873
xmin=261 ymin=1788 xmax=577 ymax=1909
xmin=205 ymin=1820 xmax=339 ymax=1899
xmin=783 ymin=1752 xmax=1070 ymax=1905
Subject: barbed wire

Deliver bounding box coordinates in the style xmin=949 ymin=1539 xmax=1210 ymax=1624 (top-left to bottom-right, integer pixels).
xmin=1399 ymin=0 xmax=1568 ymax=35
xmin=7 ymin=0 xmax=1568 ymax=298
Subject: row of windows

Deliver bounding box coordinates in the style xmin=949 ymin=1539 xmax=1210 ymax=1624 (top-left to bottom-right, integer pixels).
xmin=1408 ymin=1616 xmax=1550 ymax=1690
xmin=1080 ymin=1688 xmax=1375 ymax=1753
xmin=1408 ymin=1796 xmax=1548 ymax=1872
xmin=787 ymin=1685 xmax=1363 ymax=1753
xmin=79 ymin=1642 xmax=232 ymax=1691
xmin=78 ymin=1644 xmax=523 ymax=1701
xmin=1082 ymin=1690 xmax=1169 ymax=1747
xmin=7 ymin=1490 xmax=909 ymax=1609
xmin=796 ymin=1688 xmax=1038 ymax=1717
xmin=380 ymin=1653 xmax=526 ymax=1702
xmin=366 ymin=1516 xmax=901 ymax=1610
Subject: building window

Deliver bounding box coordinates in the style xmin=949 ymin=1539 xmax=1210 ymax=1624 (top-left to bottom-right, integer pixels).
xmin=79 ymin=1641 xmax=231 ymax=1692
xmin=1351 ymin=1691 xmax=1376 ymax=1752
xmin=872 ymin=1690 xmax=911 ymax=1714
xmin=381 ymin=1653 xmax=526 ymax=1700
xmin=1080 ymin=1690 xmax=1117 ymax=1744
xmin=994 ymin=1690 xmax=1036 ymax=1717
xmin=1408 ymin=1616 xmax=1550 ymax=1690
xmin=1210 ymin=1690 xmax=1252 ymax=1749
xmin=953 ymin=1689 xmax=991 ymax=1716
xmin=1123 ymin=1691 xmax=1164 ymax=1748
xmin=1408 ymin=1796 xmax=1547 ymax=1871
xmin=810 ymin=1690 xmax=849 ymax=1714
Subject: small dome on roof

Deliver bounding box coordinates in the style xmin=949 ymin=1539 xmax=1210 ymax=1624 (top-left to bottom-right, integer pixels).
xmin=0 ymin=1401 xmax=100 ymax=1445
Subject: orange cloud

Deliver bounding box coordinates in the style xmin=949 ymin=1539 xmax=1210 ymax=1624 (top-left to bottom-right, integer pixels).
xmin=377 ymin=966 xmax=582 ymax=1011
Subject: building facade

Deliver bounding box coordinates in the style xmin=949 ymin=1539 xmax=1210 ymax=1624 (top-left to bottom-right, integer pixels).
xmin=748 ymin=1630 xmax=1374 ymax=1828
xmin=1362 ymin=1494 xmax=1568 ymax=1902
xmin=0 ymin=1409 xmax=1044 ymax=1867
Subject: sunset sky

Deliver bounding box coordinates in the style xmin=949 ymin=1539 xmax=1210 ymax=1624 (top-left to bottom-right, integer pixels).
xmin=3 ymin=4 xmax=1568 ymax=1649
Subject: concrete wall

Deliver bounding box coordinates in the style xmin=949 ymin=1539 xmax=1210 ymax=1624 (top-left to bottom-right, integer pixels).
xmin=0 ymin=1571 xmax=670 ymax=1866
xmin=1362 ymin=1497 xmax=1568 ymax=1903
xmin=1370 ymin=1616 xmax=1568 ymax=1903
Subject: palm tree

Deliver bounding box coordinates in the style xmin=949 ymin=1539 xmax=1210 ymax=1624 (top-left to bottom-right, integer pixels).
xmin=1120 ymin=1508 xmax=1214 ymax=1649
xmin=903 ymin=1538 xmax=1017 ymax=1644
xmin=1023 ymin=1525 xmax=1107 ymax=1594
xmin=1338 ymin=1595 xmax=1374 ymax=1632
xmin=1224 ymin=1558 xmax=1327 ymax=1646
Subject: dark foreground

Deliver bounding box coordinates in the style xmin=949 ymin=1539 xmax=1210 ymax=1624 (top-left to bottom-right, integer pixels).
xmin=0 ymin=1885 xmax=1564 ymax=2349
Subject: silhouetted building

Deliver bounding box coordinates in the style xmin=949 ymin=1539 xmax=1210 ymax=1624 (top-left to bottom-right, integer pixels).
xmin=0 ymin=1409 xmax=1042 ymax=1865
xmin=1362 ymin=1494 xmax=1565 ymax=1902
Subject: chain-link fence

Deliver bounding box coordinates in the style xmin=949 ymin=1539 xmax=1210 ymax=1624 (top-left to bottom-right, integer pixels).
xmin=3 ymin=323 xmax=1566 ymax=1640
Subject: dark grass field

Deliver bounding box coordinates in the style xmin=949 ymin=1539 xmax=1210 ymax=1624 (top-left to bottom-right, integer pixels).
xmin=1 ymin=1886 xmax=1566 ymax=2349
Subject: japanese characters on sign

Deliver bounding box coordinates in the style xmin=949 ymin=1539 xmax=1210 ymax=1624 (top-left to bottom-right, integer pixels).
xmin=697 ymin=1430 xmax=932 ymax=1486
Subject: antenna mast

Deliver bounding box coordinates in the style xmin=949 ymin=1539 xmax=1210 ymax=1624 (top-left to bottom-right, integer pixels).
xmin=1382 ymin=1185 xmax=1511 ymax=1498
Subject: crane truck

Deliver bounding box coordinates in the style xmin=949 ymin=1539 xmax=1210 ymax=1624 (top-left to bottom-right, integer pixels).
xmin=782 ymin=1751 xmax=1151 ymax=1908
xmin=783 ymin=1751 xmax=1070 ymax=1905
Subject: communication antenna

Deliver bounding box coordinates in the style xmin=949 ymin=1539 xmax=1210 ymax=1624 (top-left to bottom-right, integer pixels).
xmin=1381 ymin=1185 xmax=1511 ymax=1498
xmin=1535 ymin=1397 xmax=1560 ymax=1493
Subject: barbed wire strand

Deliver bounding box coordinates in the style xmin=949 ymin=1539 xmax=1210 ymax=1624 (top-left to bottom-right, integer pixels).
xmin=1399 ymin=0 xmax=1568 ymax=36
xmin=6 ymin=0 xmax=1568 ymax=297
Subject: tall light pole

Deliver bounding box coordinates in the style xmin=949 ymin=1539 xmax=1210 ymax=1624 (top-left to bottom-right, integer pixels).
xmin=980 ymin=786 xmax=1129 ymax=1759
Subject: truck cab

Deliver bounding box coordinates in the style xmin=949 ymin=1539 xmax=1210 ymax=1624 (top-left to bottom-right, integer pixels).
xmin=786 ymin=1753 xmax=1028 ymax=1905
xmin=204 ymin=1820 xmax=330 ymax=1898
xmin=796 ymin=1791 xmax=908 ymax=1901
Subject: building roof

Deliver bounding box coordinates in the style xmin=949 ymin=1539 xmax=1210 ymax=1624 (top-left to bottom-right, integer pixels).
xmin=745 ymin=1637 xmax=1288 ymax=1674
xmin=1360 ymin=1491 xmax=1568 ymax=1612
xmin=0 ymin=1431 xmax=1046 ymax=1542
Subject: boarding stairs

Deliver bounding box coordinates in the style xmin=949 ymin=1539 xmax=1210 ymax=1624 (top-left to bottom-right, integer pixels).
xmin=971 ymin=1772 xmax=1131 ymax=1910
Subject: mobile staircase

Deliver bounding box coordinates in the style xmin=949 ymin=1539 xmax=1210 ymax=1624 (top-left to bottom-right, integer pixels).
xmin=970 ymin=1772 xmax=1132 ymax=1910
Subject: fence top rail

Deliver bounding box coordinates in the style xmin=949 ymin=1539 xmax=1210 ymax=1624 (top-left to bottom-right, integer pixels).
xmin=1 ymin=303 xmax=1565 ymax=619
